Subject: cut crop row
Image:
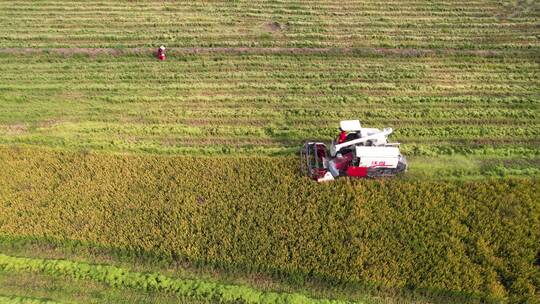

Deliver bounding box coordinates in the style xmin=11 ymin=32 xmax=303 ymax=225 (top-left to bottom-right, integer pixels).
xmin=0 ymin=0 xmax=537 ymax=49
xmin=0 ymin=51 xmax=537 ymax=157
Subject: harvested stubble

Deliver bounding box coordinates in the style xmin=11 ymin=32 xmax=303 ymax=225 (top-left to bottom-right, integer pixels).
xmin=0 ymin=0 xmax=538 ymax=49
xmin=0 ymin=52 xmax=538 ymax=159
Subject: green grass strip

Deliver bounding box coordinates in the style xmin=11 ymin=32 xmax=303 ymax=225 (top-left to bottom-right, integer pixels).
xmin=0 ymin=254 xmax=359 ymax=304
xmin=0 ymin=294 xmax=64 ymax=304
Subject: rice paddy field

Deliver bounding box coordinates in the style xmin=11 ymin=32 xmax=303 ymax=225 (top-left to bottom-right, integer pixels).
xmin=0 ymin=1 xmax=539 ymax=303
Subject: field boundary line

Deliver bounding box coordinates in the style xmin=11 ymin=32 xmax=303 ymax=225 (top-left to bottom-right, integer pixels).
xmin=0 ymin=47 xmax=519 ymax=57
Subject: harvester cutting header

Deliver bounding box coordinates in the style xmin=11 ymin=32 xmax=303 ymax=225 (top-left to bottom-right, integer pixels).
xmin=301 ymin=120 xmax=407 ymax=182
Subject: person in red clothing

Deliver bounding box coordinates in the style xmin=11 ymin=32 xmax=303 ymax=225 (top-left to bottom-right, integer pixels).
xmin=338 ymin=129 xmax=347 ymax=143
xmin=157 ymin=46 xmax=166 ymax=61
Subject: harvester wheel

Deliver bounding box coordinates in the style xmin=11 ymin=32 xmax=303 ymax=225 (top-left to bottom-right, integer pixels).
xmin=396 ymin=158 xmax=407 ymax=173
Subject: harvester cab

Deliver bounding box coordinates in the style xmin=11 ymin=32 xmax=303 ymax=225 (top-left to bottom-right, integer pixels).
xmin=301 ymin=120 xmax=407 ymax=182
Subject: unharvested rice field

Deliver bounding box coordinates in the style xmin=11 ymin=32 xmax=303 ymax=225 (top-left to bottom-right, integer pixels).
xmin=0 ymin=1 xmax=538 ymax=304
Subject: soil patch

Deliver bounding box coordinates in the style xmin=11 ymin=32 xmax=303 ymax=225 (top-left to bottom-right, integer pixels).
xmin=263 ymin=21 xmax=282 ymax=32
xmin=2 ymin=123 xmax=28 ymax=135
xmin=37 ymin=119 xmax=62 ymax=129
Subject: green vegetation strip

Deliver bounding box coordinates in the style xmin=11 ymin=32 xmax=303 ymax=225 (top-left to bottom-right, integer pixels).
xmin=0 ymin=254 xmax=354 ymax=304
xmin=0 ymin=294 xmax=63 ymax=304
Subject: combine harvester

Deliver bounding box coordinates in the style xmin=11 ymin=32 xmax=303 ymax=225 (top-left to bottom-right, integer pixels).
xmin=301 ymin=120 xmax=407 ymax=182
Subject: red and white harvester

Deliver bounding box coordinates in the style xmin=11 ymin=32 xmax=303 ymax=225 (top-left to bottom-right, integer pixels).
xmin=301 ymin=120 xmax=407 ymax=182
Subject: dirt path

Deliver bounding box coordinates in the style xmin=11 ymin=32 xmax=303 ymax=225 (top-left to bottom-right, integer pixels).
xmin=0 ymin=47 xmax=505 ymax=57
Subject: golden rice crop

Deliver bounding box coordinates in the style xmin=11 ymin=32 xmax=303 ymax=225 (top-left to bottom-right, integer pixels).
xmin=0 ymin=146 xmax=537 ymax=302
